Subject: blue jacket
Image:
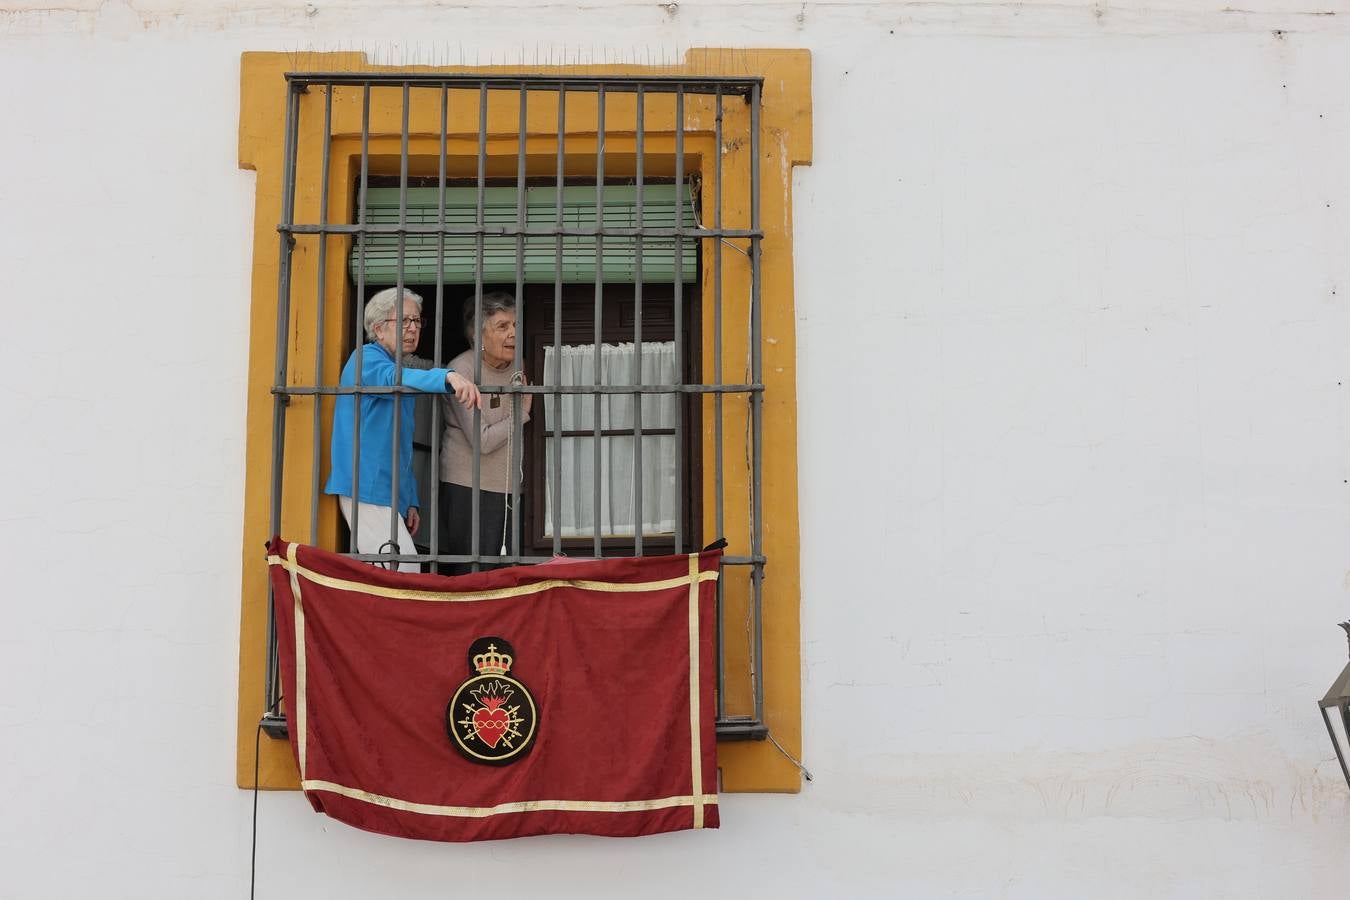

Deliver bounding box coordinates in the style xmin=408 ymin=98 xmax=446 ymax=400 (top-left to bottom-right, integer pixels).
xmin=324 ymin=342 xmax=452 ymax=512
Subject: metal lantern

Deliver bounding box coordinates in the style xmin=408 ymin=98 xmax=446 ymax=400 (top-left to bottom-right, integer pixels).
xmin=1319 ymin=622 xmax=1350 ymax=791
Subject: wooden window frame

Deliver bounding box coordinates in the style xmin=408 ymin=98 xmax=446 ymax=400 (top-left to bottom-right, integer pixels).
xmin=520 ymin=284 xmax=700 ymax=558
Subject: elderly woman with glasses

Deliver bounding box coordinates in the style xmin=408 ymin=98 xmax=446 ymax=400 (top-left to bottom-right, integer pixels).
xmin=439 ymin=291 xmax=531 ymax=574
xmin=325 ymin=287 xmax=481 ymax=571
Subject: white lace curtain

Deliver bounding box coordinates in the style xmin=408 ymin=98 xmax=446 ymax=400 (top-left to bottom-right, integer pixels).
xmin=542 ymin=341 xmax=679 ymax=538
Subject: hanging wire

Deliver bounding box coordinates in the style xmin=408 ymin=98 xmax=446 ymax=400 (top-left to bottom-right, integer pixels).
xmin=766 ymin=730 xmax=813 ymax=782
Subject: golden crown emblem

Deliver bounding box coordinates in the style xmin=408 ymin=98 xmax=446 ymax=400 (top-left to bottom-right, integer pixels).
xmin=472 ymin=643 xmax=513 ymax=675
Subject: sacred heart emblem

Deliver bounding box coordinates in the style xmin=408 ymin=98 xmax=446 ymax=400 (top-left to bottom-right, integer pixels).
xmin=445 ymin=636 xmax=539 ymax=766
xmin=471 ymin=702 xmax=509 ymax=748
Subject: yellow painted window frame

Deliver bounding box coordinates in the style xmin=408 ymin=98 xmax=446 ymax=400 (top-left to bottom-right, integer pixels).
xmin=235 ymin=49 xmax=812 ymax=792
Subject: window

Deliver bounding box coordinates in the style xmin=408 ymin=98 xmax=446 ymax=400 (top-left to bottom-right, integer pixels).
xmin=524 ymin=285 xmax=696 ymax=557
xmin=541 ymin=337 xmax=682 ymax=542
xmin=236 ymin=51 xmax=813 ymax=791
xmin=344 ymin=179 xmax=702 ymax=559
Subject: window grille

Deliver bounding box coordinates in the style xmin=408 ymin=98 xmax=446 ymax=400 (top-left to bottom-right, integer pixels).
xmin=264 ymin=72 xmax=767 ymax=741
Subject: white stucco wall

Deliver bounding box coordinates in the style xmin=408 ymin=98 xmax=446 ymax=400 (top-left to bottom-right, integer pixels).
xmin=3 ymin=1 xmax=1350 ymax=897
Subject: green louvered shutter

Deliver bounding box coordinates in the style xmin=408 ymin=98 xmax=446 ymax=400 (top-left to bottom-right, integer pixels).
xmin=350 ymin=184 xmax=698 ymax=286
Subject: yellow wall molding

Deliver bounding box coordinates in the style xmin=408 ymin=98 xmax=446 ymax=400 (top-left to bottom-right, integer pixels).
xmin=236 ymin=48 xmax=812 ymax=793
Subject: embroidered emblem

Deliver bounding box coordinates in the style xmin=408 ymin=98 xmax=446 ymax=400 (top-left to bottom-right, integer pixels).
xmin=446 ymin=636 xmax=539 ymax=766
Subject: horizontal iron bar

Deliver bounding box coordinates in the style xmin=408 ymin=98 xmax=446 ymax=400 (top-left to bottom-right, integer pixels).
xmin=286 ymin=72 xmax=762 ymax=94
xmin=262 ymin=710 xmax=765 ymax=741
xmin=352 ymin=552 xmax=565 ymax=565
xmin=719 ymin=556 xmax=768 ymax=566
xmin=274 ymin=383 xmax=764 ymax=396
xmin=345 ymin=552 xmax=766 ymax=566
xmin=281 ymin=224 xmax=761 ymax=239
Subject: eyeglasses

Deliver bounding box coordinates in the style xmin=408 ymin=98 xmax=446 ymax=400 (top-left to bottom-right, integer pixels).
xmin=382 ymin=317 xmax=423 ymax=331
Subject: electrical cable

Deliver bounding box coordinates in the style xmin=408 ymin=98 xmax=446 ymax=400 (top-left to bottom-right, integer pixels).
xmin=250 ymin=694 xmax=283 ymax=900
xmin=766 ymin=730 xmax=813 ymax=782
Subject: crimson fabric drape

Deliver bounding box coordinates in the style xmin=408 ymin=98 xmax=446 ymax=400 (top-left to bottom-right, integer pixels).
xmin=266 ymin=539 xmax=721 ymax=842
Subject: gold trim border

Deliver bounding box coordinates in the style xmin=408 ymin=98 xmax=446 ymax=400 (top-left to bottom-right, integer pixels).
xmin=687 ymin=554 xmax=704 ymax=828
xmin=267 ymin=553 xmax=718 ymax=603
xmin=301 ymin=779 xmax=720 ymax=818
xmin=286 ymin=543 xmax=308 ymax=781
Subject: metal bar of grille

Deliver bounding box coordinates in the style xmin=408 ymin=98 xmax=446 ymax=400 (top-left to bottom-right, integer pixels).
xmin=389 ymin=81 xmax=411 ymax=558
xmin=510 ymin=84 xmax=526 ymax=564
xmin=278 ymin=383 xmax=764 ymax=396
xmin=265 ymin=79 xmax=302 ymax=714
xmin=713 ymin=85 xmax=726 ymax=718
xmin=592 ymin=85 xmax=605 ymax=558
xmin=429 ymin=84 xmax=448 ymax=574
xmin=269 ymin=81 xmax=301 ymax=536
xmin=551 ymin=86 xmax=565 ymax=558
xmin=345 ymin=552 xmax=766 ymax=566
xmin=287 ymin=72 xmax=761 ymax=94
xmin=632 ymin=85 xmax=645 ymax=557
xmin=349 ymin=83 xmax=371 ymax=555
xmin=511 ymin=84 xmax=527 ymax=562
xmin=471 ymin=82 xmax=487 ymax=572
xmin=749 ymin=81 xmax=766 ymax=725
xmin=282 ymin=223 xmax=762 ymax=239
xmin=673 ymin=86 xmax=685 ymax=555
xmin=309 ymin=86 xmax=333 ymax=545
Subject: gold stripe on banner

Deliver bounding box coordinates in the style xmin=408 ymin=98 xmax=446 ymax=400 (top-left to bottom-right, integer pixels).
xmin=686 ymin=554 xmax=706 ymax=828
xmin=266 ymin=553 xmax=718 ymax=603
xmin=286 ymin=542 xmax=308 ymax=781
xmin=301 ymin=779 xmax=720 ymax=818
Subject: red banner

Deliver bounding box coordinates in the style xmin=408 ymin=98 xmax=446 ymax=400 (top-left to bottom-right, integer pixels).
xmin=266 ymin=539 xmax=721 ymax=842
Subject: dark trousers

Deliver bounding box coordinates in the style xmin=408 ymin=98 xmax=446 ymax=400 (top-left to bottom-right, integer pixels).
xmin=439 ymin=482 xmax=515 ymax=575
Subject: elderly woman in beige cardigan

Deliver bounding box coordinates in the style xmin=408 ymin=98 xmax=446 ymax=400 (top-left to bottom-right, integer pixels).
xmin=439 ymin=292 xmax=531 ymax=574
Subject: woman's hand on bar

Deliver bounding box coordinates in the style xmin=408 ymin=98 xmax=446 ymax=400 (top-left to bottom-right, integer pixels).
xmin=519 ymin=372 xmax=533 ymax=417
xmin=447 ymin=371 xmax=483 ymax=410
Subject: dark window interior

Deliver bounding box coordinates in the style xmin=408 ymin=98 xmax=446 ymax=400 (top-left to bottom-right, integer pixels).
xmin=354 ymin=280 xmax=701 ymax=558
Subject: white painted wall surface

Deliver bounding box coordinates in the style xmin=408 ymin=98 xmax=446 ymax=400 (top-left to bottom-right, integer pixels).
xmin=3 ymin=1 xmax=1350 ymax=897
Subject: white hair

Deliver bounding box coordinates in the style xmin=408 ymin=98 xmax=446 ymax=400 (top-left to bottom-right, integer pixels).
xmin=364 ymin=287 xmax=423 ymax=340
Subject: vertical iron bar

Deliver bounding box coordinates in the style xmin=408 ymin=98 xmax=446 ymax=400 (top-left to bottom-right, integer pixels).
xmin=713 ymin=85 xmax=726 ymax=717
xmin=673 ymin=85 xmax=685 ymax=555
xmin=471 ymin=82 xmax=487 ymax=572
xmin=429 ymin=85 xmax=448 ymax=573
xmin=632 ymin=85 xmax=645 ymax=556
xmin=592 ymin=86 xmax=605 ymax=557
xmin=512 ymin=84 xmax=527 ymax=562
xmin=552 ymin=86 xmax=565 ymax=557
xmin=389 ymin=81 xmax=411 ymax=560
xmin=310 ymin=85 xmax=333 ymax=545
xmin=265 ymin=80 xmax=303 ymax=714
xmin=749 ymin=82 xmax=765 ymax=725
xmin=349 ymin=83 xmax=372 ymax=555
xmin=271 ymin=80 xmax=303 ymax=534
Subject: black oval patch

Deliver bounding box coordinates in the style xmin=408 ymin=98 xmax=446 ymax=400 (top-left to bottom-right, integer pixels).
xmin=445 ymin=636 xmax=539 ymax=766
